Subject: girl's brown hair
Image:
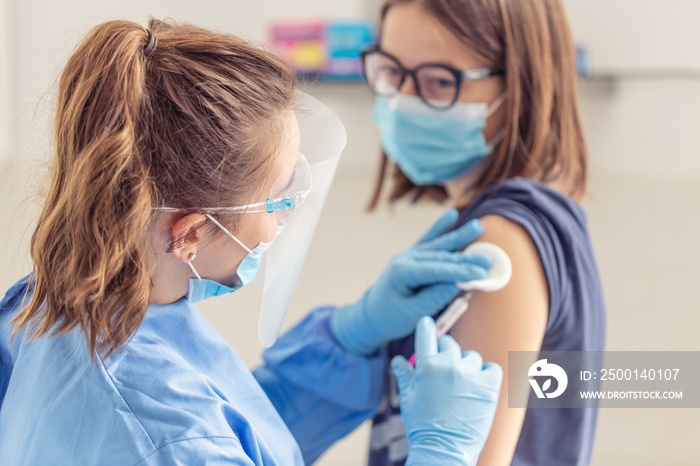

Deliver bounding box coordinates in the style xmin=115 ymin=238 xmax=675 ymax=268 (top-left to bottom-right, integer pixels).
xmin=11 ymin=19 xmax=297 ymax=357
xmin=368 ymin=0 xmax=588 ymax=209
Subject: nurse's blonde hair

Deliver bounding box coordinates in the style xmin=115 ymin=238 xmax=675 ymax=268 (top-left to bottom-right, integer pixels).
xmin=11 ymin=19 xmax=297 ymax=357
xmin=369 ymin=0 xmax=588 ymax=208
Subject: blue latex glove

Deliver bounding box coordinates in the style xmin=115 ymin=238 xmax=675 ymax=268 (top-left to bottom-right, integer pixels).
xmin=393 ymin=317 xmax=503 ymax=466
xmin=331 ymin=209 xmax=491 ymax=355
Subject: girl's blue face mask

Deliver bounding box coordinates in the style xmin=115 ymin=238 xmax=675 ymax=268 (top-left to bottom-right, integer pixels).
xmin=371 ymin=93 xmax=507 ymax=186
xmin=186 ymin=214 xmax=283 ymax=304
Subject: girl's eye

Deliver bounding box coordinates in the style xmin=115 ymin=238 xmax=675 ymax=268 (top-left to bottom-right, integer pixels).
xmin=430 ymin=78 xmax=456 ymax=89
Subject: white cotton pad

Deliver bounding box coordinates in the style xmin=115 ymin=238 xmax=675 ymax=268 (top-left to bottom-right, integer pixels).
xmin=458 ymin=242 xmax=512 ymax=292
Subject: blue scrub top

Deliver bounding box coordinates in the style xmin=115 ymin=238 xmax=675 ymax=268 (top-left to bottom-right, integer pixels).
xmin=0 ymin=275 xmax=386 ymax=465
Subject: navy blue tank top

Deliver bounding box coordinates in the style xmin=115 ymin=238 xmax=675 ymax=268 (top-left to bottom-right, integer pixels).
xmin=368 ymin=177 xmax=607 ymax=466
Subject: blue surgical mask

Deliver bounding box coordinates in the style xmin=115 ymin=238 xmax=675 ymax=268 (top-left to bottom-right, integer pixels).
xmin=371 ymin=93 xmax=507 ymax=185
xmin=186 ymin=214 xmax=279 ymax=304
xmin=187 ymin=241 xmax=271 ymax=303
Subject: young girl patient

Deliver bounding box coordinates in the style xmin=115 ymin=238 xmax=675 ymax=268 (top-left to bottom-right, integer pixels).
xmin=361 ymin=1 xmax=606 ymax=464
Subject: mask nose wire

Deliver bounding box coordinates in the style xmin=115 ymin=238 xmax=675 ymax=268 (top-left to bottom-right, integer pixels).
xmin=205 ymin=213 xmax=253 ymax=254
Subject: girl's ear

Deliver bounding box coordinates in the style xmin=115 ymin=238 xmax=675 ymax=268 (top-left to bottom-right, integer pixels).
xmin=169 ymin=213 xmax=208 ymax=263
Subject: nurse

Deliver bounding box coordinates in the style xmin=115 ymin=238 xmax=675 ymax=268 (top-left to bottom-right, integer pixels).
xmin=0 ymin=19 xmax=502 ymax=465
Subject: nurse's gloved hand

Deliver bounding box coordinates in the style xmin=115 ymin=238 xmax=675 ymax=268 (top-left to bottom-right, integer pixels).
xmin=394 ymin=317 xmax=502 ymax=466
xmin=331 ymin=209 xmax=490 ymax=355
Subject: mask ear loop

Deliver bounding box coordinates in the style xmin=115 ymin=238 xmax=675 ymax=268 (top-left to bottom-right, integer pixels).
xmin=187 ymin=252 xmax=202 ymax=281
xmin=205 ymin=213 xmax=253 ymax=254
xmin=485 ymin=93 xmax=508 ymax=151
xmin=486 ymin=92 xmax=508 ymax=118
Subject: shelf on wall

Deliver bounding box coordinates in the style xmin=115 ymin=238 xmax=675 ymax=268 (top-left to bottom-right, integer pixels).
xmin=581 ymin=68 xmax=700 ymax=82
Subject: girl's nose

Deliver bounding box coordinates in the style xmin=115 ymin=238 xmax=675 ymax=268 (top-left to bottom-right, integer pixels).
xmin=398 ymin=74 xmax=420 ymax=97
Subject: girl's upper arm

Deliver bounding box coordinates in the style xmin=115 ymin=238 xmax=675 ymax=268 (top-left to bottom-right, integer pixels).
xmin=449 ymin=214 xmax=549 ymax=466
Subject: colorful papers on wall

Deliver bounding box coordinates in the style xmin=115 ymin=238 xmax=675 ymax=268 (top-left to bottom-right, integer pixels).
xmin=270 ymin=20 xmax=376 ymax=81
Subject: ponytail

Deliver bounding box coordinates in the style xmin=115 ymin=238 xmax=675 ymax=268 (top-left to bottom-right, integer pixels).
xmin=12 ymin=21 xmax=155 ymax=357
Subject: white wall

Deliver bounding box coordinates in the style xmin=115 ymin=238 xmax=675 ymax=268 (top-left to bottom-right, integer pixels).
xmin=0 ymin=0 xmax=14 ymax=162
xmin=580 ymin=79 xmax=700 ymax=178
xmin=564 ymin=0 xmax=700 ymax=71
xmin=564 ymin=0 xmax=700 ymax=177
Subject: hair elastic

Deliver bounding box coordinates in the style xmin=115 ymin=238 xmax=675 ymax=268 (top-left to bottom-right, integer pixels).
xmin=144 ymin=29 xmax=158 ymax=57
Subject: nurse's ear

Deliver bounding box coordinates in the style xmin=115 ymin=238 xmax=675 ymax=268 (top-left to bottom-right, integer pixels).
xmin=168 ymin=213 xmax=209 ymax=264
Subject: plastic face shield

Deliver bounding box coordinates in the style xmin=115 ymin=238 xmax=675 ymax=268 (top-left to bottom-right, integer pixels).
xmin=255 ymin=93 xmax=346 ymax=347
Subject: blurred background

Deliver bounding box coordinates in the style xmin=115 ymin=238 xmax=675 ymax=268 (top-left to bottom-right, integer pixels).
xmin=1 ymin=0 xmax=699 ymax=464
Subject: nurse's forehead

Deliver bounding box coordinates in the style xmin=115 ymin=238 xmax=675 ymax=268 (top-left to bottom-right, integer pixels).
xmin=381 ymin=3 xmax=486 ymax=70
xmin=265 ymin=114 xmax=300 ymax=189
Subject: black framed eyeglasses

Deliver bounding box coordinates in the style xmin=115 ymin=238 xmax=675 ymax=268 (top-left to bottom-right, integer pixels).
xmin=361 ymin=47 xmax=504 ymax=110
